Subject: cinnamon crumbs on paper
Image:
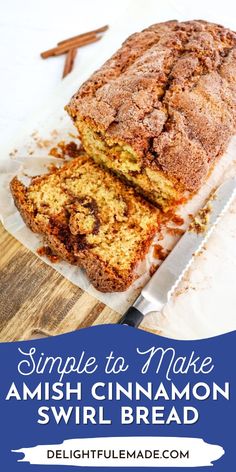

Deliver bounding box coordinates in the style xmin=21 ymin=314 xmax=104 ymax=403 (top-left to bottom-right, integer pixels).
xmin=189 ymin=204 xmax=212 ymax=234
xmin=153 ymin=244 xmax=170 ymax=261
xmin=160 ymin=210 xmax=184 ymax=228
xmin=171 ymin=214 xmax=184 ymax=226
xmin=49 ymin=141 xmax=82 ymax=159
xmin=37 ymin=246 xmax=60 ymax=263
xmin=149 ymin=264 xmax=159 ymax=276
xmin=167 ymin=227 xmax=185 ymax=236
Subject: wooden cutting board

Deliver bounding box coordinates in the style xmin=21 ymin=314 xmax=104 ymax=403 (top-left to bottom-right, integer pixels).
xmin=0 ymin=224 xmax=157 ymax=342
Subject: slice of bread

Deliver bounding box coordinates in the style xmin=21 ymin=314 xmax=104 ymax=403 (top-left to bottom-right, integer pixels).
xmin=66 ymin=20 xmax=236 ymax=210
xmin=10 ymin=155 xmax=160 ymax=292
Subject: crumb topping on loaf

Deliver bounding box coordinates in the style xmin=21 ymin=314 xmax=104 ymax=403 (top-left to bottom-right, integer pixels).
xmin=67 ymin=20 xmax=236 ymax=200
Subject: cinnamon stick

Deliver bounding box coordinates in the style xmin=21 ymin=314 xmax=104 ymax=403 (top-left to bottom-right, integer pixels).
xmin=62 ymin=48 xmax=78 ymax=78
xmin=58 ymin=25 xmax=109 ymax=46
xmin=41 ymin=34 xmax=101 ymax=59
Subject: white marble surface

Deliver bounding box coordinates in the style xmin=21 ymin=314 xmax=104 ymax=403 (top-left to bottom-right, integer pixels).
xmin=0 ymin=0 xmax=131 ymax=144
xmin=2 ymin=0 xmax=236 ymax=145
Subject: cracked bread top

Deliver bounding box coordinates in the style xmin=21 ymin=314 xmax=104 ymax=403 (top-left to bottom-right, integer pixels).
xmin=67 ymin=20 xmax=236 ymax=191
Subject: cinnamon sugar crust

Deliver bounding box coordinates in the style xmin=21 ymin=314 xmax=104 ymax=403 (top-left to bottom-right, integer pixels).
xmin=67 ymin=20 xmax=236 ymax=208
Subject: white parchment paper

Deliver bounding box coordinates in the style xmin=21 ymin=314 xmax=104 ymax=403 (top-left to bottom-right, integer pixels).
xmin=1 ymin=0 xmax=236 ymax=339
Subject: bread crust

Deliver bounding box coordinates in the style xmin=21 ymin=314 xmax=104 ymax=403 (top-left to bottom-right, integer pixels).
xmin=67 ymin=20 xmax=236 ymax=192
